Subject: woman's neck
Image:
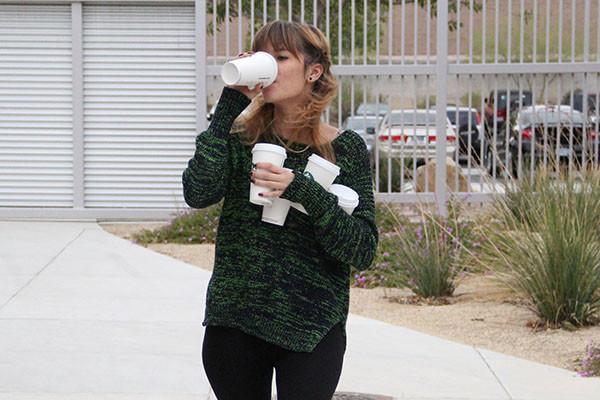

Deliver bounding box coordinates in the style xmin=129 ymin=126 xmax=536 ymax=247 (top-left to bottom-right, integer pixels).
xmin=271 ymin=104 xmax=297 ymax=139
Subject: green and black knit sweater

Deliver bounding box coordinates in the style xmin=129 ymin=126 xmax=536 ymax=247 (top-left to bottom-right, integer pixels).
xmin=182 ymin=87 xmax=378 ymax=352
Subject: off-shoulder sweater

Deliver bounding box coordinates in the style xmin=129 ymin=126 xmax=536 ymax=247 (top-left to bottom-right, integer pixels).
xmin=182 ymin=87 xmax=378 ymax=352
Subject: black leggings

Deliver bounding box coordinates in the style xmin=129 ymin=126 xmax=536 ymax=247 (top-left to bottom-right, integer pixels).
xmin=202 ymin=322 xmax=346 ymax=400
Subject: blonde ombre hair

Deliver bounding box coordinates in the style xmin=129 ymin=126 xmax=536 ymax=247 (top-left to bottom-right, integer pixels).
xmin=237 ymin=20 xmax=338 ymax=162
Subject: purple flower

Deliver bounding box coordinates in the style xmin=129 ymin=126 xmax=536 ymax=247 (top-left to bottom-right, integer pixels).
xmin=416 ymin=226 xmax=423 ymax=240
xmin=383 ymin=252 xmax=390 ymax=257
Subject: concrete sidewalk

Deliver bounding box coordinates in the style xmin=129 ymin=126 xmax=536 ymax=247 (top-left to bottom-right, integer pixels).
xmin=0 ymin=220 xmax=598 ymax=400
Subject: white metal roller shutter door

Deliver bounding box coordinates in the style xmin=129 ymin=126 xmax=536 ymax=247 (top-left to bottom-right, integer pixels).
xmin=83 ymin=4 xmax=195 ymax=209
xmin=0 ymin=5 xmax=73 ymax=208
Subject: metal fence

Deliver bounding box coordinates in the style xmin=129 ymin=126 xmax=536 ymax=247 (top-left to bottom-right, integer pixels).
xmin=200 ymin=0 xmax=600 ymax=215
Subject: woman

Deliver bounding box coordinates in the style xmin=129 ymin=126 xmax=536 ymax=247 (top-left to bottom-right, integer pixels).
xmin=182 ymin=20 xmax=378 ymax=400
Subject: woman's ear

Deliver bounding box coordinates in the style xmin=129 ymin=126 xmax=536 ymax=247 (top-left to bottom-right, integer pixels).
xmin=307 ymin=63 xmax=324 ymax=82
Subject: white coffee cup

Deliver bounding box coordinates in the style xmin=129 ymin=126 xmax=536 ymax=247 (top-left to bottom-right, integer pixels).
xmin=221 ymin=51 xmax=278 ymax=90
xmin=250 ymin=143 xmax=287 ymax=206
xmin=290 ymin=154 xmax=340 ymax=214
xmin=262 ymin=168 xmax=292 ymax=226
xmin=304 ymin=154 xmax=341 ymax=188
xmin=329 ymin=184 xmax=360 ymax=215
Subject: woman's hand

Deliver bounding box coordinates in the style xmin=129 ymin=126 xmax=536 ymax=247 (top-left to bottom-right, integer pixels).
xmin=250 ymin=163 xmax=295 ymax=198
xmin=226 ymin=51 xmax=264 ymax=100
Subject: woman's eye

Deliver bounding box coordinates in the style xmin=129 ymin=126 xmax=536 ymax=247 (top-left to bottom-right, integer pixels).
xmin=277 ymin=56 xmax=287 ymax=60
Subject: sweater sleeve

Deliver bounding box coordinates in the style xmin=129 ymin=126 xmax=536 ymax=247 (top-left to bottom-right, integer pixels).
xmin=280 ymin=134 xmax=379 ymax=271
xmin=182 ymin=87 xmax=251 ymax=209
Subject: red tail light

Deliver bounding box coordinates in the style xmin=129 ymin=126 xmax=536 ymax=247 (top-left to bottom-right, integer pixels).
xmin=475 ymin=112 xmax=481 ymax=125
xmin=497 ymin=109 xmax=507 ymax=120
xmin=589 ymin=130 xmax=597 ymax=139
xmin=427 ymin=135 xmax=456 ymax=143
xmin=379 ymin=134 xmax=405 ymax=142
xmin=522 ymin=129 xmax=532 ymax=139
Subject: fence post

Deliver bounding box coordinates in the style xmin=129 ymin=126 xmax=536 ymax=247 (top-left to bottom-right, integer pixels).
xmin=435 ymin=0 xmax=449 ymax=217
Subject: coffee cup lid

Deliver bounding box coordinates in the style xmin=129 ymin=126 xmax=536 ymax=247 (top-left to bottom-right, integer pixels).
xmin=308 ymin=154 xmax=341 ymax=175
xmin=329 ymin=184 xmax=359 ymax=208
xmin=252 ymin=143 xmax=287 ymax=158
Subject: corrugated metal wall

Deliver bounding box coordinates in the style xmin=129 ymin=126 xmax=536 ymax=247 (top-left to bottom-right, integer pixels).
xmin=0 ymin=4 xmax=74 ymax=208
xmin=82 ymin=4 xmax=195 ymax=209
xmin=0 ymin=2 xmax=197 ymax=218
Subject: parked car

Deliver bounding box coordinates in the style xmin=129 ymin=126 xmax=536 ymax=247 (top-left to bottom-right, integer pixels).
xmin=480 ymin=90 xmax=533 ymax=175
xmin=561 ymin=89 xmax=599 ymax=123
xmin=342 ymin=115 xmax=382 ymax=161
xmin=446 ymin=106 xmax=484 ymax=163
xmin=509 ymin=105 xmax=598 ymax=173
xmin=376 ymin=109 xmax=457 ymax=162
xmin=355 ymin=102 xmax=390 ymax=117
xmin=485 ymin=89 xmax=533 ymax=127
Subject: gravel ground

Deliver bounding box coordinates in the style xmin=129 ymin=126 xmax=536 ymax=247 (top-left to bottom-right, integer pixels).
xmin=100 ymin=221 xmax=600 ymax=372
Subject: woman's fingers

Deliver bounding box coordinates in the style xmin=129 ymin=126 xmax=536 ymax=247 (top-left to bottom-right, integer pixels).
xmin=251 ymin=176 xmax=287 ymax=190
xmin=250 ymin=163 xmax=295 ymax=198
xmin=254 ymin=162 xmax=284 ymax=172
xmin=236 ymin=50 xmax=255 ymax=58
xmin=254 ymin=179 xmax=287 ymax=191
xmin=259 ymin=189 xmax=284 ymax=198
xmin=252 ymin=164 xmax=292 ymax=183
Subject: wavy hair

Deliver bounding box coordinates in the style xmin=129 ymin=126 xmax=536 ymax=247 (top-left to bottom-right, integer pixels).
xmin=236 ymin=20 xmax=338 ymax=162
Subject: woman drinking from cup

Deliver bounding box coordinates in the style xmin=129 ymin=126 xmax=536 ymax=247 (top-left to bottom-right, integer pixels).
xmin=182 ymin=20 xmax=378 ymax=400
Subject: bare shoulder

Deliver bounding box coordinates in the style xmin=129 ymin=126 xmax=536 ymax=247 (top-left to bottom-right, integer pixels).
xmin=320 ymin=123 xmax=341 ymax=142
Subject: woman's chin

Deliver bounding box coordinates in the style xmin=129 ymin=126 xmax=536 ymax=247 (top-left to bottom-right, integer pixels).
xmin=261 ymin=88 xmax=276 ymax=102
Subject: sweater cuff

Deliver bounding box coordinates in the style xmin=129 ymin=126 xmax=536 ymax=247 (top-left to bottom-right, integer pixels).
xmin=208 ymin=87 xmax=252 ymax=137
xmin=281 ymin=170 xmax=338 ymax=219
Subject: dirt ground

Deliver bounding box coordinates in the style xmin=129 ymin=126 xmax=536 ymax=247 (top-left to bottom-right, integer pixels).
xmin=100 ymin=221 xmax=600 ymax=372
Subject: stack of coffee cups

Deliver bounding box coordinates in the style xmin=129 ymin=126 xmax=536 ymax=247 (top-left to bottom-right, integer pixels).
xmin=250 ymin=145 xmax=360 ymax=226
xmin=289 ymin=154 xmax=359 ymax=217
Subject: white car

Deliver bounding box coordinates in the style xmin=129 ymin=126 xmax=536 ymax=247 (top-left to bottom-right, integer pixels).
xmin=376 ymin=109 xmax=457 ymax=161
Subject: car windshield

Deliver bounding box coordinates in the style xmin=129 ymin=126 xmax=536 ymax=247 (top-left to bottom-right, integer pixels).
xmin=572 ymin=94 xmax=598 ymax=113
xmin=389 ymin=112 xmax=437 ymax=126
xmin=357 ymin=104 xmax=389 ymax=114
xmin=497 ymin=91 xmax=533 ymax=108
xmin=346 ymin=117 xmax=380 ymax=130
xmin=447 ymin=110 xmax=478 ymax=126
xmin=519 ymin=109 xmax=585 ymax=125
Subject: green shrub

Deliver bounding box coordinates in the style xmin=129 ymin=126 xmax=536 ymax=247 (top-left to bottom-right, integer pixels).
xmin=390 ymin=211 xmax=464 ymax=298
xmin=133 ymin=203 xmax=222 ymax=245
xmin=355 ymin=201 xmax=475 ymax=297
xmin=374 ymin=154 xmax=413 ymax=193
xmin=352 ymin=204 xmax=411 ymax=288
xmin=353 ymin=200 xmax=483 ymax=293
xmin=478 ymin=170 xmax=600 ymax=327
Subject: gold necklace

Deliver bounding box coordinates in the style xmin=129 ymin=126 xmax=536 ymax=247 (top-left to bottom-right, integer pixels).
xmin=273 ymin=131 xmax=311 ymax=153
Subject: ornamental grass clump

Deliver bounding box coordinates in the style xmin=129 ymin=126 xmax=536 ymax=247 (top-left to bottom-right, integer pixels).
xmin=383 ymin=201 xmax=467 ymax=298
xmin=478 ymin=168 xmax=600 ymax=327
